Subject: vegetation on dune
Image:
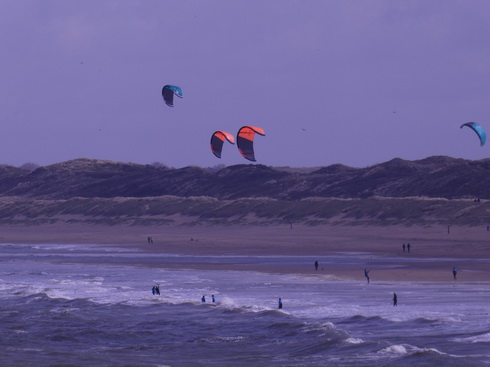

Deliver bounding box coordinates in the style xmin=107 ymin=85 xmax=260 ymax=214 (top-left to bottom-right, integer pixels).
xmin=0 ymin=196 xmax=489 ymax=227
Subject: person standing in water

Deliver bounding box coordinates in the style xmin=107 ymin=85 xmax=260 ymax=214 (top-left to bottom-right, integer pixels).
xmin=201 ymin=295 xmax=206 ymax=303
xmin=364 ymin=269 xmax=370 ymax=283
xmin=452 ymin=267 xmax=457 ymax=280
xmin=393 ymin=293 xmax=398 ymax=306
xmin=314 ymin=261 xmax=319 ymax=271
xmin=278 ymin=298 xmax=283 ymax=309
xmin=211 ymin=295 xmax=216 ymax=303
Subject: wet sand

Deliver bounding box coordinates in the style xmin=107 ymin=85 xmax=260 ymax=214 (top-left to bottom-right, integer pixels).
xmin=1 ymin=222 xmax=489 ymax=282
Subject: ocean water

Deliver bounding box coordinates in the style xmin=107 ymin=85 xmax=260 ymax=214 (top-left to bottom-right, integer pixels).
xmin=0 ymin=243 xmax=489 ymax=366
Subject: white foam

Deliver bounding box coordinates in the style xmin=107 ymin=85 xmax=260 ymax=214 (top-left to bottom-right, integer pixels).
xmin=454 ymin=332 xmax=490 ymax=343
xmin=377 ymin=344 xmax=408 ymax=355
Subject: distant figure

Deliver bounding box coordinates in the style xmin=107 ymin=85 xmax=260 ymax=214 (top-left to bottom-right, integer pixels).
xmin=150 ymin=237 xmax=154 ymax=244
xmin=402 ymin=243 xmax=406 ymax=253
xmin=487 ymin=225 xmax=489 ymax=232
xmin=212 ymin=294 xmax=216 ymax=303
xmin=152 ymin=286 xmax=156 ymax=295
xmin=278 ymin=298 xmax=283 ymax=309
xmin=148 ymin=237 xmax=151 ymax=245
xmin=201 ymin=295 xmax=206 ymax=303
xmin=314 ymin=261 xmax=319 ymax=271
xmin=452 ymin=267 xmax=457 ymax=280
xmin=364 ymin=269 xmax=370 ymax=283
xmin=393 ymin=293 xmax=398 ymax=306
xmin=407 ymin=243 xmax=411 ymax=253
xmin=155 ymin=285 xmax=160 ymax=295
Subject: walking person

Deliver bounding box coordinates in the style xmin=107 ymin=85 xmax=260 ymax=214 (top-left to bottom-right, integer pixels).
xmin=452 ymin=267 xmax=457 ymax=280
xmin=393 ymin=293 xmax=398 ymax=306
xmin=278 ymin=298 xmax=283 ymax=309
xmin=364 ymin=269 xmax=370 ymax=283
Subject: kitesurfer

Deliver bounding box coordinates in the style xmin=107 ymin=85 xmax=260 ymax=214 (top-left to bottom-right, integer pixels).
xmin=364 ymin=269 xmax=370 ymax=283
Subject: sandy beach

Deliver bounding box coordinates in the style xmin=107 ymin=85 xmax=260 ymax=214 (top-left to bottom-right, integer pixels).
xmin=1 ymin=221 xmax=489 ymax=282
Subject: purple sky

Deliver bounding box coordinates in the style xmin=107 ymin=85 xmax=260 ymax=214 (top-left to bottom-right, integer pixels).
xmin=1 ymin=1 xmax=490 ymax=168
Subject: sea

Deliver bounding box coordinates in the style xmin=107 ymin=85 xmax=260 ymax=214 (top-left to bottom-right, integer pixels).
xmin=1 ymin=242 xmax=489 ymax=366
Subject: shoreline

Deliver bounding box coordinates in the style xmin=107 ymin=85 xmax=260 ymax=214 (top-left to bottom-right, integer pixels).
xmin=1 ymin=222 xmax=489 ymax=282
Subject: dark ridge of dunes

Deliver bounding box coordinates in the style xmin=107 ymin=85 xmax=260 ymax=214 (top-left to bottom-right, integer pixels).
xmin=1 ymin=155 xmax=489 ymax=200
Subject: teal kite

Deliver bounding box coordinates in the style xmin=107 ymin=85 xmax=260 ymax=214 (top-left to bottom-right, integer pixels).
xmin=460 ymin=122 xmax=486 ymax=146
xmin=162 ymin=85 xmax=183 ymax=107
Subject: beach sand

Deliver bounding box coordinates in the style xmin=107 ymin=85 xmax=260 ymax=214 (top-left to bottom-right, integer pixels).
xmin=1 ymin=222 xmax=489 ymax=282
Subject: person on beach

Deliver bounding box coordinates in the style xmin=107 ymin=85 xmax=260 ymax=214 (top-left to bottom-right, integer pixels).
xmin=148 ymin=237 xmax=151 ymax=245
xmin=212 ymin=294 xmax=216 ymax=303
xmin=201 ymin=295 xmax=206 ymax=303
xmin=402 ymin=243 xmax=406 ymax=252
xmin=314 ymin=261 xmax=319 ymax=271
xmin=452 ymin=267 xmax=457 ymax=280
xmin=278 ymin=298 xmax=283 ymax=309
xmin=152 ymin=286 xmax=156 ymax=295
xmin=393 ymin=293 xmax=398 ymax=306
xmin=364 ymin=269 xmax=370 ymax=283
xmin=155 ymin=285 xmax=160 ymax=295
xmin=407 ymin=243 xmax=411 ymax=253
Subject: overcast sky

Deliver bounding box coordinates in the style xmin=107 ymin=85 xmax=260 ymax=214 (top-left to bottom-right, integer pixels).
xmin=1 ymin=1 xmax=490 ymax=168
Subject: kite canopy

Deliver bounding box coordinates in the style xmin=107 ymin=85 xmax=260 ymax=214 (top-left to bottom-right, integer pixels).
xmin=236 ymin=126 xmax=265 ymax=162
xmin=210 ymin=131 xmax=235 ymax=158
xmin=162 ymin=85 xmax=183 ymax=107
xmin=460 ymin=122 xmax=486 ymax=146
